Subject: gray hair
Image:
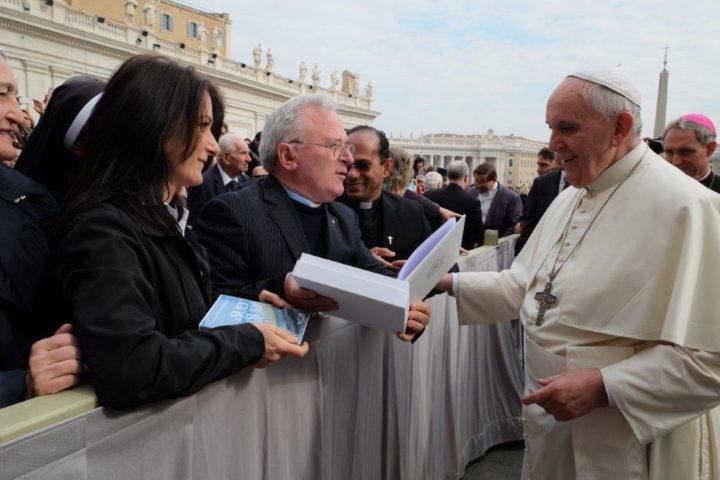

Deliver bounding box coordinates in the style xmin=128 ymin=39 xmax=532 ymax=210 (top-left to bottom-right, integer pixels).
xmin=0 ymin=48 xmax=6 ymax=60
xmin=424 ymin=171 xmax=443 ymax=190
xmin=259 ymin=93 xmax=339 ymax=173
xmin=662 ymin=117 xmax=717 ymax=147
xmin=384 ymin=146 xmax=413 ymax=193
xmin=447 ymin=160 xmax=469 ymax=181
xmin=583 ymin=82 xmax=642 ymax=139
xmin=218 ymin=133 xmax=245 ymax=155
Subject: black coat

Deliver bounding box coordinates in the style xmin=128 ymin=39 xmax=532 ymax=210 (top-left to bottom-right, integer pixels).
xmin=516 ymin=169 xmax=563 ymax=254
xmin=55 ymin=204 xmax=265 ymax=409
xmin=187 ymin=165 xmax=249 ymax=225
xmin=425 ymin=183 xmax=484 ymax=249
xmin=338 ymin=192 xmax=432 ymax=261
xmin=0 ymin=166 xmax=60 ymax=373
xmin=193 ymin=175 xmax=389 ymax=301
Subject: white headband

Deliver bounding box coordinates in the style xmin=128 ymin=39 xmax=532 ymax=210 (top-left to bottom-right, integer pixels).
xmin=63 ymin=92 xmax=102 ymax=150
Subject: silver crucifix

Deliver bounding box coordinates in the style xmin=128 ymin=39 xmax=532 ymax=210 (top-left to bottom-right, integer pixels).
xmin=534 ymin=282 xmax=557 ymax=326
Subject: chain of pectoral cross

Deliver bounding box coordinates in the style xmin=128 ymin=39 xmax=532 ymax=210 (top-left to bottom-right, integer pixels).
xmin=534 ymin=151 xmax=646 ymax=326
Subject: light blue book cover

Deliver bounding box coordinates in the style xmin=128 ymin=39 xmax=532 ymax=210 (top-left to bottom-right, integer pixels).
xmin=200 ymin=295 xmax=310 ymax=344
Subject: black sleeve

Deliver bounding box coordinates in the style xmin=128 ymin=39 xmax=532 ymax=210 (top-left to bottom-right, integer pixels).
xmin=464 ymin=199 xmax=485 ymax=249
xmin=504 ymin=193 xmax=524 ymax=237
xmin=56 ymin=209 xmax=265 ymax=409
xmin=194 ymin=195 xmax=286 ymax=300
xmin=417 ymin=202 xmax=433 ymax=242
xmin=516 ymin=178 xmax=542 ymax=253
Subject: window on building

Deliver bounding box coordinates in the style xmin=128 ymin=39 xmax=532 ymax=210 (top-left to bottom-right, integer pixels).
xmin=187 ymin=21 xmax=198 ymax=38
xmin=161 ymin=13 xmax=173 ymax=31
xmin=508 ymin=159 xmax=513 ymax=167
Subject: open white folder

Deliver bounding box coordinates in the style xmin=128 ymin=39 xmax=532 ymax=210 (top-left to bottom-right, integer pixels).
xmin=292 ymin=216 xmax=465 ymax=333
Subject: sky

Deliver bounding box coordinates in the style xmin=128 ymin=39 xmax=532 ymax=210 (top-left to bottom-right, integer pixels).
xmin=197 ymin=0 xmax=720 ymax=143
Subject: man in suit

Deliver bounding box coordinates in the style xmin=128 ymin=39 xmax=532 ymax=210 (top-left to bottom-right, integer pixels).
xmin=663 ymin=114 xmax=719 ymax=194
xmin=535 ymin=147 xmax=557 ymax=176
xmin=0 ymin=49 xmax=82 ymax=405
xmin=194 ymin=93 xmax=428 ymax=341
xmin=187 ymin=133 xmax=251 ymax=223
xmin=467 ymin=162 xmax=522 ymax=237
xmin=339 ymin=126 xmax=431 ymax=267
xmin=515 ymin=167 xmax=567 ymax=254
xmin=425 ymin=160 xmax=484 ymax=249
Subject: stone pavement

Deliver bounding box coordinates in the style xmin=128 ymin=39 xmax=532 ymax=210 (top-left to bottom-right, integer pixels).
xmin=461 ymin=441 xmax=524 ymax=480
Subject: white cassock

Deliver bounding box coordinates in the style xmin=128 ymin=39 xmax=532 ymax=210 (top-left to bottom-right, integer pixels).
xmin=456 ymin=142 xmax=720 ymax=480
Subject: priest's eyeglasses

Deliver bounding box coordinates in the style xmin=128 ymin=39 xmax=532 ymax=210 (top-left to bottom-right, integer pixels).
xmin=288 ymin=140 xmax=355 ymax=159
xmin=348 ymin=158 xmax=388 ymax=172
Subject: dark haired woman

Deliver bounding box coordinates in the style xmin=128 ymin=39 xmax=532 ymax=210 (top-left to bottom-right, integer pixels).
xmin=55 ymin=55 xmax=307 ymax=409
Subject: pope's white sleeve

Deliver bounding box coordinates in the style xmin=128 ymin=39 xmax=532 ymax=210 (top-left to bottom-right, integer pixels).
xmin=455 ymin=265 xmax=526 ymax=326
xmin=601 ymin=344 xmax=720 ymax=444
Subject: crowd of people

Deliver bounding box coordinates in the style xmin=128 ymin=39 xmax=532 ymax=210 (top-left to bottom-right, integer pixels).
xmin=1 ymin=47 xmax=719 ymax=479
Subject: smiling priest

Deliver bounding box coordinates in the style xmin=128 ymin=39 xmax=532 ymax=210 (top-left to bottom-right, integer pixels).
xmin=438 ymin=67 xmax=720 ymax=479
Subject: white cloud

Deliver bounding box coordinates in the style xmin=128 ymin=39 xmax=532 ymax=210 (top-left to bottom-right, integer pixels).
xmin=200 ymin=0 xmax=720 ymax=141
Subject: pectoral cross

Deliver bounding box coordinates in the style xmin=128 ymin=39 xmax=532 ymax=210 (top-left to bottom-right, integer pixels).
xmin=387 ymin=235 xmax=393 ymax=245
xmin=534 ymin=282 xmax=557 ymax=326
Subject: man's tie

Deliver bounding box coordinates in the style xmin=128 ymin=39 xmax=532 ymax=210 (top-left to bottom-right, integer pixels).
xmin=226 ymin=180 xmax=238 ymax=191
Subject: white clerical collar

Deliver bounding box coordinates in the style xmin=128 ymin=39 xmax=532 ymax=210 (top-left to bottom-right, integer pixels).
xmin=165 ymin=203 xmax=189 ymax=236
xmin=282 ymin=185 xmax=321 ymax=208
xmin=359 ymin=201 xmax=374 ymax=210
xmin=698 ymin=168 xmax=712 ymax=182
xmin=218 ymin=164 xmax=238 ymax=186
xmin=586 ymin=142 xmax=646 ymax=193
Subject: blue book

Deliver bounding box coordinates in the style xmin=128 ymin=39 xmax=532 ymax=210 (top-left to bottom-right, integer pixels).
xmin=199 ymin=295 xmax=311 ymax=344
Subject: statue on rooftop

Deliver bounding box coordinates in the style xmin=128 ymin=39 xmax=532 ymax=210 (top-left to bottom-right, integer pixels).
xmin=364 ymin=81 xmax=373 ymax=99
xmin=124 ymin=0 xmax=138 ymax=25
xmin=298 ymin=62 xmax=307 ymax=83
xmin=266 ymin=49 xmax=274 ymax=72
xmin=142 ymin=1 xmax=156 ymax=28
xmin=253 ymin=44 xmax=263 ymax=68
xmin=198 ymin=21 xmax=208 ymax=49
xmin=212 ymin=27 xmax=223 ymax=52
xmin=311 ymin=64 xmax=321 ymax=88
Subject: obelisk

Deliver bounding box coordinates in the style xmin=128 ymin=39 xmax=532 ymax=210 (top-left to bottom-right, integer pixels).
xmin=653 ymin=47 xmax=670 ymax=138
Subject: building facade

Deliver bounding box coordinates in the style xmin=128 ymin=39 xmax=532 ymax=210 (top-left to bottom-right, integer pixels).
xmin=390 ymin=130 xmax=547 ymax=188
xmin=0 ymin=0 xmax=379 ymax=138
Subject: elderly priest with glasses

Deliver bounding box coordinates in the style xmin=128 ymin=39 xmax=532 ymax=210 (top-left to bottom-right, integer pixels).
xmin=195 ymin=93 xmax=429 ymax=342
xmin=437 ymin=67 xmax=720 ymax=479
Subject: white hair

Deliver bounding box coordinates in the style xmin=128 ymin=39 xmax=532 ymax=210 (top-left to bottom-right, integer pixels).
xmin=424 ymin=171 xmax=443 ymax=190
xmin=447 ymin=160 xmax=469 ymax=181
xmin=218 ymin=133 xmax=245 ymax=155
xmin=259 ymin=93 xmax=339 ymax=173
xmin=584 ymin=82 xmax=642 ymax=139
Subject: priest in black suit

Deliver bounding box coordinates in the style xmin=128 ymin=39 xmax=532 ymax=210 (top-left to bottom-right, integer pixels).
xmin=424 ymin=160 xmax=484 ymax=249
xmin=194 ymin=94 xmax=429 ymax=342
xmin=515 ymin=168 xmax=567 ymax=254
xmin=187 ymin=133 xmax=251 ymax=224
xmin=338 ymin=126 xmax=431 ymax=266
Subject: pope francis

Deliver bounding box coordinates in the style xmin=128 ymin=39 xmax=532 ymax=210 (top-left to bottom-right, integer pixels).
xmin=439 ymin=67 xmax=720 ymax=479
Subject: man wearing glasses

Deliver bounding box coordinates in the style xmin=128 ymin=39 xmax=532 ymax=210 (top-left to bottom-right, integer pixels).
xmin=339 ymin=126 xmax=431 ymax=269
xmin=195 ymin=94 xmax=429 ymax=342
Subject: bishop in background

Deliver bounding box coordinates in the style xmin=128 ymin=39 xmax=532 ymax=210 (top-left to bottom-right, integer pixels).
xmin=438 ymin=66 xmax=720 ymax=479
